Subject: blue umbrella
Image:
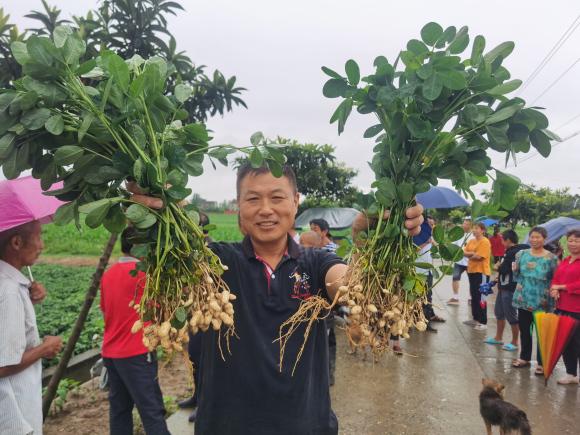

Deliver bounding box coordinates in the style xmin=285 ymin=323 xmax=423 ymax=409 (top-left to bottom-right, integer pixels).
xmin=476 ymin=216 xmax=499 ymax=227
xmin=416 ymin=186 xmax=469 ymax=209
xmin=524 ymin=217 xmax=580 ymax=244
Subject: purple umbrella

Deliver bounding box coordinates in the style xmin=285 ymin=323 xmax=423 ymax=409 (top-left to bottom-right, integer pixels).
xmin=0 ymin=176 xmax=65 ymax=232
xmin=416 ymin=186 xmax=469 ymax=209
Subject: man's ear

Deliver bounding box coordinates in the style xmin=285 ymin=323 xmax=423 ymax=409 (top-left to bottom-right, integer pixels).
xmin=293 ymin=192 xmax=300 ymax=209
xmin=10 ymin=235 xmax=23 ymax=251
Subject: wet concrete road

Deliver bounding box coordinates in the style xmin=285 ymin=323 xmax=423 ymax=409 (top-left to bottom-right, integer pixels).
xmin=168 ymin=276 xmax=579 ymax=434
xmin=330 ymin=276 xmax=580 ymax=434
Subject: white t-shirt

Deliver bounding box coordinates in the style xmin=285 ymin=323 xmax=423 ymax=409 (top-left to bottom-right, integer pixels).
xmin=416 ymin=242 xmax=433 ymax=275
xmin=454 ymin=233 xmax=474 ymax=267
xmin=0 ymin=260 xmax=43 ymax=435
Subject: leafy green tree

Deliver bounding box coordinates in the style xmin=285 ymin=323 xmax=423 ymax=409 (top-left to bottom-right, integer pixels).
xmin=482 ymin=185 xmax=579 ymax=226
xmin=236 ymin=137 xmax=359 ymax=211
xmin=0 ymin=0 xmax=246 ymax=122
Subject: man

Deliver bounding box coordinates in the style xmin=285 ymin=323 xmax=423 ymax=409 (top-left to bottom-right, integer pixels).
xmin=484 ymin=230 xmax=527 ymax=351
xmin=132 ymin=163 xmax=423 ymax=434
xmin=309 ymin=218 xmax=338 ymax=252
xmin=100 ymin=228 xmax=170 ymax=435
xmin=448 ymin=217 xmax=473 ymax=305
xmin=0 ymin=221 xmax=63 ymax=434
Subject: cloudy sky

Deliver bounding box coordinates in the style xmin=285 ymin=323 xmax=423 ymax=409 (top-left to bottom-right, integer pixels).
xmin=6 ymin=0 xmax=580 ymax=201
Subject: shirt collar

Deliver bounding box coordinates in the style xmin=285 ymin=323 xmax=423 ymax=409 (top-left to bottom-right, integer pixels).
xmin=242 ymin=234 xmax=301 ymax=260
xmin=0 ymin=260 xmax=31 ymax=287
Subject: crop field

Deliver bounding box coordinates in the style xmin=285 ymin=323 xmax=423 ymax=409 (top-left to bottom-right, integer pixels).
xmin=32 ymin=264 xmax=102 ymax=367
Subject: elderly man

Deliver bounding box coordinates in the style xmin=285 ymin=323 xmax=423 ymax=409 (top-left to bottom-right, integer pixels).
xmin=132 ymin=163 xmax=423 ymax=435
xmin=0 ymin=221 xmax=63 ymax=434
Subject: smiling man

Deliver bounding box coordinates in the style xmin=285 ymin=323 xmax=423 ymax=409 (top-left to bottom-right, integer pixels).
xmin=132 ymin=163 xmax=423 ymax=435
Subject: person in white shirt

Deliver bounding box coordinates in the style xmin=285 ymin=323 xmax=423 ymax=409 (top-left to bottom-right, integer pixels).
xmin=0 ymin=221 xmax=62 ymax=434
xmin=448 ymin=218 xmax=473 ymax=305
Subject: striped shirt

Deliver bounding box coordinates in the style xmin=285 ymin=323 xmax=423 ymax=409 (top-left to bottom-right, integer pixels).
xmin=0 ymin=260 xmax=43 ymax=435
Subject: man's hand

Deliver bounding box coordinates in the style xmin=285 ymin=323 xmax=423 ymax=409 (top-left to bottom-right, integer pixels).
xmin=41 ymin=336 xmax=63 ymax=359
xmin=29 ymin=282 xmax=47 ymax=304
xmin=351 ymin=204 xmax=424 ymax=241
xmin=126 ymin=181 xmax=164 ymax=209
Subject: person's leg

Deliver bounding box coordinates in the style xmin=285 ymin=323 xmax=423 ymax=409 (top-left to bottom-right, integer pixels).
xmin=115 ymin=354 xmax=170 ymax=435
xmin=103 ymin=358 xmax=135 ymax=435
xmin=518 ymin=309 xmax=532 ymax=362
xmin=495 ymin=320 xmax=506 ymax=341
xmin=467 ymin=273 xmax=479 ymax=322
xmin=449 ymin=265 xmax=463 ymax=303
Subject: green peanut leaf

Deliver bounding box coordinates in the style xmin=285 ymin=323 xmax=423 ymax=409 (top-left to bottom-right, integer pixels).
xmin=103 ymin=204 xmax=127 ymax=233
xmin=485 ymin=103 xmax=523 ymax=125
xmin=10 ymin=41 xmax=30 ymax=65
xmin=447 ymin=226 xmax=465 ymax=242
xmin=345 ymin=59 xmax=360 ymax=86
xmin=85 ymin=200 xmax=112 ymax=229
xmin=53 ymin=201 xmax=76 ymax=226
xmin=102 ymin=51 xmax=130 ymax=92
xmin=433 ymin=225 xmax=445 ymax=244
xmin=322 ymin=78 xmax=349 ymax=98
xmin=529 ymin=129 xmax=551 ymax=157
xmin=470 ymin=35 xmax=486 ymax=65
xmin=486 ymin=79 xmax=522 ymax=96
xmin=483 ymin=41 xmax=515 ymax=65
xmin=45 ymin=114 xmax=64 ymax=135
xmin=174 ymin=84 xmax=192 ymax=103
xmin=422 ymin=74 xmax=443 ymax=101
xmin=54 ymin=145 xmax=83 ymax=166
xmin=20 ymin=108 xmax=52 ymax=130
xmin=421 ymin=22 xmax=443 ymax=46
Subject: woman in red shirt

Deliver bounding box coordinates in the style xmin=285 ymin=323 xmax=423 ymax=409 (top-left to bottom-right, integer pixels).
xmin=550 ymin=228 xmax=580 ymax=385
xmin=489 ymin=225 xmax=506 ymax=263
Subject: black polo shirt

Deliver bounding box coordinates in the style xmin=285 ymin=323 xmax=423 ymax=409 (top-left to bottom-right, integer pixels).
xmin=195 ymin=236 xmax=344 ymax=435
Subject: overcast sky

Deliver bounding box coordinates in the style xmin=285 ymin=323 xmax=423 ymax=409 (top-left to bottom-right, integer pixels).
xmin=5 ymin=0 xmax=580 ymax=201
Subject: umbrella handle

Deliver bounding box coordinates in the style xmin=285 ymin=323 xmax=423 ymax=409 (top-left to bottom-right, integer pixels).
xmin=27 ymin=266 xmax=34 ymax=282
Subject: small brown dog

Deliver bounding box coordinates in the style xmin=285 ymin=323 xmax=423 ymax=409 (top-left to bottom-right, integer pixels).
xmin=480 ymin=379 xmax=531 ymax=435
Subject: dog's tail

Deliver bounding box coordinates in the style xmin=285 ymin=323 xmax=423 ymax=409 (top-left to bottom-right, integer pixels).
xmin=520 ymin=413 xmax=532 ymax=435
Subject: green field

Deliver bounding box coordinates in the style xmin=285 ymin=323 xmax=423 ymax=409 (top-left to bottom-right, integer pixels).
xmin=32 ymin=264 xmax=103 ymax=367
xmin=41 ymin=212 xmax=244 ymax=258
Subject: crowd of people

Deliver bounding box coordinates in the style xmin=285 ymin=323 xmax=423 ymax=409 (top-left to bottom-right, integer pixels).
xmin=450 ymin=219 xmax=580 ymax=385
xmin=1 ymin=162 xmax=578 ymax=434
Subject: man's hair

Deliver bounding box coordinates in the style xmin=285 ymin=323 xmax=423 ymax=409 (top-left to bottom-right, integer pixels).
xmin=566 ymin=228 xmax=580 ymax=238
xmin=0 ymin=222 xmax=36 ymax=258
xmin=310 ymin=218 xmax=332 ymax=238
xmin=502 ymin=229 xmax=518 ymax=244
xmin=474 ymin=222 xmax=486 ymax=231
xmin=121 ymin=227 xmax=138 ymax=255
xmin=236 ymin=163 xmax=298 ymax=199
xmin=529 ymin=226 xmax=548 ymax=239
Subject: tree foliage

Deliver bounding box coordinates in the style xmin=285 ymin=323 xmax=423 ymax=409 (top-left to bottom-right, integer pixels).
xmin=483 ymin=185 xmax=580 ymax=226
xmin=0 ymin=0 xmax=246 ymax=122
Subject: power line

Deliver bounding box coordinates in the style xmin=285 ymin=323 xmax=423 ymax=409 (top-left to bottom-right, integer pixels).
xmin=518 ymin=15 xmax=580 ymax=95
xmin=530 ymin=56 xmax=580 ymax=105
xmin=556 ymin=112 xmax=580 ymax=130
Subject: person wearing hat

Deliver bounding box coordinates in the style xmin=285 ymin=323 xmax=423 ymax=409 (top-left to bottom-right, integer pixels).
xmin=0 ymin=221 xmax=63 ymax=434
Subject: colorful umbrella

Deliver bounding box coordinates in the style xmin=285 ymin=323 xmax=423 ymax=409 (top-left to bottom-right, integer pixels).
xmin=533 ymin=311 xmax=580 ymax=384
xmin=0 ymin=176 xmax=64 ymax=232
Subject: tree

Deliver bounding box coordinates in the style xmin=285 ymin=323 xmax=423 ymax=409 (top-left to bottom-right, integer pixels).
xmin=483 ymin=185 xmax=579 ymax=226
xmin=0 ymin=0 xmax=246 ymax=122
xmin=236 ymin=137 xmax=359 ymax=211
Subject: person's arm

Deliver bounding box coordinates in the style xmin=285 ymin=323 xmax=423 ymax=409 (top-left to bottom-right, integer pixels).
xmin=0 ymin=336 xmax=62 ymax=378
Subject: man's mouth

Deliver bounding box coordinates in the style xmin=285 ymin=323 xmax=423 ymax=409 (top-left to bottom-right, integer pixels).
xmin=256 ymin=221 xmax=278 ymax=229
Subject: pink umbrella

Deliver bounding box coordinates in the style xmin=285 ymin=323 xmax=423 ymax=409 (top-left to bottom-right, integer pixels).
xmin=0 ymin=176 xmax=65 ymax=232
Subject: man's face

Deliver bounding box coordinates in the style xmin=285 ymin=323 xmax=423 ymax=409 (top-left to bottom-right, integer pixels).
xmin=472 ymin=225 xmax=483 ymax=238
xmin=310 ymin=223 xmax=322 ymax=236
xmin=15 ymin=221 xmax=44 ymax=266
xmin=238 ymin=172 xmax=299 ymax=245
xmin=462 ymin=220 xmax=472 ymax=232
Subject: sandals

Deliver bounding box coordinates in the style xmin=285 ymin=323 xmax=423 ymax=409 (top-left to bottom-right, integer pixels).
xmin=392 ymin=345 xmax=403 ymax=356
xmin=484 ymin=337 xmax=503 ymax=345
xmin=512 ymin=359 xmax=531 ymax=368
xmin=502 ymin=343 xmax=518 ymax=352
xmin=535 ymin=366 xmax=544 ymax=376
